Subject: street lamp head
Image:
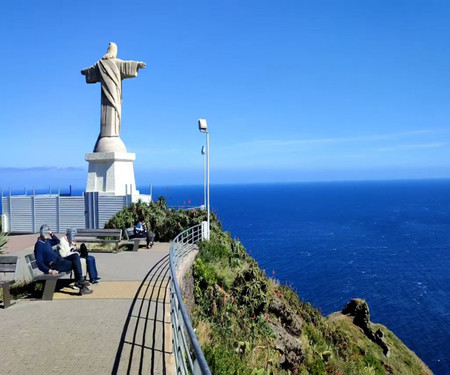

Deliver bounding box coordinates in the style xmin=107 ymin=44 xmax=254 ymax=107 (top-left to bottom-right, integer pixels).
xmin=198 ymin=118 xmax=208 ymax=132
xmin=201 ymin=146 xmax=206 ymax=155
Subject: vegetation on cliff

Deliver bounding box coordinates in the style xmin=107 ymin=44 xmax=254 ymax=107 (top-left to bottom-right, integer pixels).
xmin=106 ymin=200 xmax=431 ymax=374
xmin=190 ymin=225 xmax=431 ymax=374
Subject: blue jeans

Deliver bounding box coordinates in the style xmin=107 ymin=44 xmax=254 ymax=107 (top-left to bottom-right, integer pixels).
xmin=53 ymin=253 xmax=83 ymax=282
xmin=85 ymin=255 xmax=98 ymax=281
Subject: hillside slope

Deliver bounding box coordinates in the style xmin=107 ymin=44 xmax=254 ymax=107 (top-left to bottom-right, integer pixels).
xmin=187 ymin=224 xmax=432 ymax=374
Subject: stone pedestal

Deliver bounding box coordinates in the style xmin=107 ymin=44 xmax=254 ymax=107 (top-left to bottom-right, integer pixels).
xmin=85 ymin=152 xmax=139 ymax=196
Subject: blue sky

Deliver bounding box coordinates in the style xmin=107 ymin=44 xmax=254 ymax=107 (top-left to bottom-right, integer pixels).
xmin=1 ymin=1 xmax=450 ymax=189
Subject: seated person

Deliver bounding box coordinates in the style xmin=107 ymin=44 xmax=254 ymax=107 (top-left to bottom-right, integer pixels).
xmin=34 ymin=225 xmax=92 ymax=294
xmin=133 ymin=220 xmax=155 ymax=249
xmin=60 ymin=228 xmax=101 ymax=284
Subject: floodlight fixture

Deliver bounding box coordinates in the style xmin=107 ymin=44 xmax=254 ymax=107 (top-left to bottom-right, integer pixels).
xmin=198 ymin=118 xmax=208 ymax=132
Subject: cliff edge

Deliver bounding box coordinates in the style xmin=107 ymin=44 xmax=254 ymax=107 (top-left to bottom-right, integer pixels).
xmin=187 ymin=224 xmax=432 ymax=374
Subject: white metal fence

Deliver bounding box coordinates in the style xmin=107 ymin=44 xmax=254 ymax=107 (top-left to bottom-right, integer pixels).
xmin=1 ymin=192 xmax=132 ymax=233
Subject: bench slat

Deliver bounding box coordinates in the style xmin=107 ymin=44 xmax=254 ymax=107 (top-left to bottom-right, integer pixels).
xmin=77 ymin=229 xmax=121 ymax=233
xmin=34 ymin=273 xmax=66 ymax=281
xmin=0 ymin=256 xmax=18 ymax=263
xmin=0 ymin=264 xmax=17 ymax=272
xmin=0 ymin=280 xmax=15 ymax=286
xmin=75 ymin=237 xmax=121 ymax=242
xmin=76 ymin=234 xmax=122 ymax=237
xmin=76 ymin=229 xmax=122 ymax=237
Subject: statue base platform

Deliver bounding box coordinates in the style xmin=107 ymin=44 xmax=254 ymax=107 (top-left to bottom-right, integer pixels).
xmin=85 ymin=152 xmax=139 ymax=196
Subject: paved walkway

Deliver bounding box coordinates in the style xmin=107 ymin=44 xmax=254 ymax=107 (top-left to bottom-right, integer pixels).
xmin=0 ymin=235 xmax=175 ymax=374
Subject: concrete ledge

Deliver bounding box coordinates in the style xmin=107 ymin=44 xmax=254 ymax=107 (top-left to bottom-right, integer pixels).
xmin=85 ymin=152 xmax=136 ymax=162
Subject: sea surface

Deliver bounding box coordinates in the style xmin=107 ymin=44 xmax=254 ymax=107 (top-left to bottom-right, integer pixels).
xmin=3 ymin=180 xmax=449 ymax=373
xmin=155 ymin=180 xmax=450 ymax=374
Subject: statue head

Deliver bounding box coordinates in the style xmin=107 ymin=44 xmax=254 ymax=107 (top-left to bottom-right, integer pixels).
xmin=103 ymin=42 xmax=118 ymax=59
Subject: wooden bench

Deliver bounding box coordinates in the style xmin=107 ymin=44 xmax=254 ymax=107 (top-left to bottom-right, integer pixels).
xmin=0 ymin=256 xmax=18 ymax=308
xmin=24 ymin=254 xmax=67 ymax=301
xmin=75 ymin=229 xmax=122 ymax=252
xmin=122 ymin=227 xmax=154 ymax=252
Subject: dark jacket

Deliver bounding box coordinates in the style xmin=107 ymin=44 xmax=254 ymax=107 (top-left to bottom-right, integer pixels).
xmin=34 ymin=234 xmax=60 ymax=274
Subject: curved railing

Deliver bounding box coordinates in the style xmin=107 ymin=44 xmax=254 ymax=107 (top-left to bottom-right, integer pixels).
xmin=169 ymin=223 xmax=211 ymax=375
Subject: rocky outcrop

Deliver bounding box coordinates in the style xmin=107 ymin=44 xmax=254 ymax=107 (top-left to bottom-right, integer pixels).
xmin=269 ymin=296 xmax=303 ymax=336
xmin=268 ymin=296 xmax=304 ymax=373
xmin=342 ymin=298 xmax=390 ymax=356
xmin=269 ymin=322 xmax=304 ymax=373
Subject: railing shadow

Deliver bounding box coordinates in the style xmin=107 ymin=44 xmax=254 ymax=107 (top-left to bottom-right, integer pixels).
xmin=112 ymin=254 xmax=172 ymax=374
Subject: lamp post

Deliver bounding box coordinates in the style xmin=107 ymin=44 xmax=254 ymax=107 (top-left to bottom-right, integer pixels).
xmin=201 ymin=146 xmax=206 ymax=210
xmin=198 ymin=119 xmax=210 ymax=240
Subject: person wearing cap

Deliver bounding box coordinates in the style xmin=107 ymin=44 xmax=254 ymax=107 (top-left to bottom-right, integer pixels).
xmin=34 ymin=225 xmax=92 ymax=294
xmin=59 ymin=229 xmax=101 ymax=284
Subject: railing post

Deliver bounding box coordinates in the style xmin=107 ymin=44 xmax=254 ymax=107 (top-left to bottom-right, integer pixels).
xmin=8 ymin=187 xmax=12 ymax=232
xmin=56 ymin=194 xmax=60 ymax=233
xmin=32 ymin=192 xmax=36 ymax=233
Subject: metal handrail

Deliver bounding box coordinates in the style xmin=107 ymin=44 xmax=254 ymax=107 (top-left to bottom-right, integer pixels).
xmin=169 ymin=223 xmax=211 ymax=375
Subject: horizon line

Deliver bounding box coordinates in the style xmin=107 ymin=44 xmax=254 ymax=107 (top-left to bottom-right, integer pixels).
xmin=2 ymin=176 xmax=450 ymax=193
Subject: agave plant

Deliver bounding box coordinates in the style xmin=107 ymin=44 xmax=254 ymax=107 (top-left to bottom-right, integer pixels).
xmin=0 ymin=231 xmax=8 ymax=254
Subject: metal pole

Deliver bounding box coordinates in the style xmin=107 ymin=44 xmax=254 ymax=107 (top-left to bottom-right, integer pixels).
xmin=206 ymin=131 xmax=210 ymax=240
xmin=8 ymin=187 xmax=12 ymax=232
xmin=203 ymin=148 xmax=206 ymax=209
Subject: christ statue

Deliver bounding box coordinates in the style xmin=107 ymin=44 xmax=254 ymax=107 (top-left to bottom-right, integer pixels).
xmin=81 ymin=42 xmax=146 ymax=152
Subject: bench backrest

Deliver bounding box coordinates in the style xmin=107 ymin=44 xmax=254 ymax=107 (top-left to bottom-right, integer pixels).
xmin=0 ymin=256 xmax=18 ymax=279
xmin=25 ymin=253 xmax=41 ymax=277
xmin=76 ymin=229 xmax=122 ymax=239
xmin=124 ymin=227 xmax=135 ymax=240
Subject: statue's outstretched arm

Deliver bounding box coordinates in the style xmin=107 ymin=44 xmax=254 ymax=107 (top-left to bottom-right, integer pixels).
xmin=81 ymin=65 xmax=99 ymax=83
xmin=81 ymin=64 xmax=96 ymax=75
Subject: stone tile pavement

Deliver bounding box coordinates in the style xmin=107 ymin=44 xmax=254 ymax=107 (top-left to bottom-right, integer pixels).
xmin=0 ymin=235 xmax=175 ymax=374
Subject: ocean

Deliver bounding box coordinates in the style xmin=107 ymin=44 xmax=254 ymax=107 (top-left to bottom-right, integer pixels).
xmin=3 ymin=180 xmax=449 ymax=373
xmin=155 ymin=180 xmax=450 ymax=374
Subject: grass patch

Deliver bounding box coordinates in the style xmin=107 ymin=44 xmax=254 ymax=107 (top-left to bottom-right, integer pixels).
xmin=3 ymin=280 xmax=43 ymax=300
xmin=327 ymin=313 xmax=432 ymax=374
xmin=84 ymin=242 xmax=119 ymax=253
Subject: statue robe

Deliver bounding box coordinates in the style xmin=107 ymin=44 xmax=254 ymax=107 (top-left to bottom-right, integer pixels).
xmin=82 ymin=58 xmax=140 ymax=139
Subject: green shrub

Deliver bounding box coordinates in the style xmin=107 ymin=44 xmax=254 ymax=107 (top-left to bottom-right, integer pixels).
xmin=363 ymin=354 xmax=384 ymax=374
xmin=203 ymin=343 xmax=250 ymax=375
xmin=105 ymin=196 xmax=211 ymax=241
